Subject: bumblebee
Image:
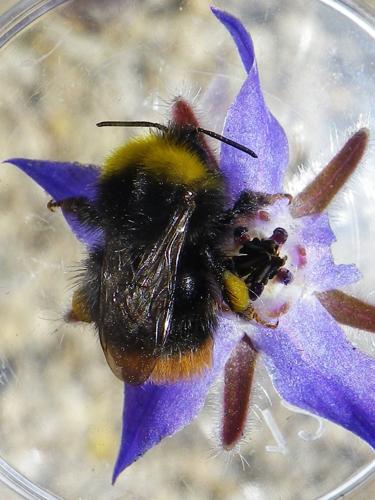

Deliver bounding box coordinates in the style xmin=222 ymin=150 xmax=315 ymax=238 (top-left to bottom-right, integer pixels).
xmin=49 ymin=99 xmax=289 ymax=384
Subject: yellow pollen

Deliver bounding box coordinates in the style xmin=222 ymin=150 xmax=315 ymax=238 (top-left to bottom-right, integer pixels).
xmin=223 ymin=270 xmax=250 ymax=313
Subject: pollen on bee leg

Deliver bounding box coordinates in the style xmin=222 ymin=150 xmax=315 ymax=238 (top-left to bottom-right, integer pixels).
xmin=222 ymin=335 xmax=258 ymax=449
xmin=65 ymin=290 xmax=92 ymax=323
xmin=223 ymin=270 xmax=250 ymax=314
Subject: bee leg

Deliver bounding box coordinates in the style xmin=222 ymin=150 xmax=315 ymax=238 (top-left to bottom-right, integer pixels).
xmin=230 ymin=191 xmax=271 ymax=217
xmin=47 ymin=199 xmax=61 ymax=212
xmin=268 ymin=193 xmax=293 ymax=205
xmin=218 ymin=302 xmax=231 ymax=312
xmin=226 ymin=191 xmax=293 ymax=222
xmin=47 ymin=196 xmax=99 ymax=226
xmin=242 ymin=303 xmax=279 ymax=329
xmin=65 ymin=289 xmax=92 ymax=323
xmin=47 ymin=196 xmax=91 ymax=213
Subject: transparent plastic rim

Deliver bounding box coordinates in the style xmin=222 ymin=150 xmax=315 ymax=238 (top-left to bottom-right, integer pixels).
xmin=0 ymin=0 xmax=69 ymax=49
xmin=0 ymin=0 xmax=374 ymax=498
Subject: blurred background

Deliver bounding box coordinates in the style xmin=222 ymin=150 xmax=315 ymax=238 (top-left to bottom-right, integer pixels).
xmin=0 ymin=0 xmax=375 ymax=498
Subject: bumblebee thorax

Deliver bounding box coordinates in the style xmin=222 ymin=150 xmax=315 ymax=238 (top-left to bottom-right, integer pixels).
xmin=101 ymin=133 xmax=219 ymax=190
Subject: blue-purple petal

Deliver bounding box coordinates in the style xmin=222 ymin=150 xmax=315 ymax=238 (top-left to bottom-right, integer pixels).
xmin=6 ymin=158 xmax=99 ymax=200
xmin=211 ymin=7 xmax=255 ymax=73
xmin=5 ymin=158 xmax=102 ymax=246
xmin=253 ymin=297 xmax=375 ymax=448
xmin=213 ymin=8 xmax=289 ymax=199
xmin=297 ymin=212 xmax=361 ymax=291
xmin=298 ymin=213 xmax=335 ymax=246
xmin=113 ymin=314 xmax=243 ymax=482
xmin=306 ymin=248 xmax=361 ymax=291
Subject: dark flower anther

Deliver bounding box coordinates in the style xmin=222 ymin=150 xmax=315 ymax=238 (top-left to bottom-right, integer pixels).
xmin=277 ymin=267 xmax=294 ymax=285
xmin=271 ymin=227 xmax=288 ymax=245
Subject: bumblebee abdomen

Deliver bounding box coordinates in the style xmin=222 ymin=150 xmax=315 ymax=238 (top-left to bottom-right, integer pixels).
xmin=150 ymin=256 xmax=220 ymax=383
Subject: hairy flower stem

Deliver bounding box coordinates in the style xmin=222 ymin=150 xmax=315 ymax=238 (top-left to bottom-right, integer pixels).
xmin=222 ymin=335 xmax=258 ymax=449
xmin=316 ymin=290 xmax=375 ymax=333
xmin=291 ymin=128 xmax=369 ymax=218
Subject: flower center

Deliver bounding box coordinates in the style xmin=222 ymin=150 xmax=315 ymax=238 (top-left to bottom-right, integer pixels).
xmin=229 ymin=197 xmax=306 ymax=322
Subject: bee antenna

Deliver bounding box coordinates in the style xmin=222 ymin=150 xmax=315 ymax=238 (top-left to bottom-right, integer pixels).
xmin=96 ymin=121 xmax=168 ymax=132
xmin=197 ymin=127 xmax=258 ymax=158
xmin=96 ymin=121 xmax=257 ymax=159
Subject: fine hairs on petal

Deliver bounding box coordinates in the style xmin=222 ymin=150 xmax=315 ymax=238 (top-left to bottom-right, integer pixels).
xmin=290 ymin=129 xmax=369 ymax=218
xmin=222 ymin=336 xmax=258 ymax=449
xmin=206 ymin=355 xmax=265 ymax=463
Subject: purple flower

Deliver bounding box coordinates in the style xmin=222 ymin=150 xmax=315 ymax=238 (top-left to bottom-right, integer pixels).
xmin=5 ymin=7 xmax=375 ymax=484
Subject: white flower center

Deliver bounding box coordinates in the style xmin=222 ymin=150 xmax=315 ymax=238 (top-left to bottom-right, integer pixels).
xmin=231 ymin=197 xmax=307 ymax=321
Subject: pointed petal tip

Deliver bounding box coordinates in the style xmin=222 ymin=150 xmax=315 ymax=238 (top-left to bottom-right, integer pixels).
xmin=210 ymin=6 xmax=230 ymax=27
xmin=111 ymin=467 xmax=120 ymax=485
xmin=4 ymin=157 xmax=39 ymax=163
xmin=111 ymin=318 xmax=242 ymax=482
xmin=211 ymin=5 xmax=254 ymax=74
xmin=210 ymin=6 xmax=236 ymax=23
xmin=112 ymin=444 xmax=135 ymax=484
xmin=3 ymin=157 xmax=24 ymax=165
xmin=217 ymin=9 xmax=288 ymax=195
xmin=210 ymin=6 xmax=227 ymax=17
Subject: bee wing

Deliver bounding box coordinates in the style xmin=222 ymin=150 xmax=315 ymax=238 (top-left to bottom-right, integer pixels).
xmin=99 ymin=192 xmax=196 ymax=384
